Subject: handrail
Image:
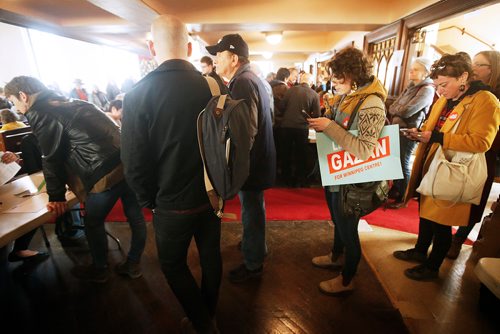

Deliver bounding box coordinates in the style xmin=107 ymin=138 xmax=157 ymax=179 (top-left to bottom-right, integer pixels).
xmin=438 ymin=25 xmax=495 ymax=50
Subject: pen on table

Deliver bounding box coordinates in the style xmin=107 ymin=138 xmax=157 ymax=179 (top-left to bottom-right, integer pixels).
xmin=37 ymin=180 xmax=46 ymax=193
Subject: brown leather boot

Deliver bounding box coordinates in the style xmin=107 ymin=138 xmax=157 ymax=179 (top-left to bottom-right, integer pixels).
xmin=446 ymin=236 xmax=466 ymax=259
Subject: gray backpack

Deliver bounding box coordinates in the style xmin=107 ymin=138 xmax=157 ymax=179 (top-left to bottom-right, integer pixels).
xmin=197 ymin=76 xmax=252 ymax=217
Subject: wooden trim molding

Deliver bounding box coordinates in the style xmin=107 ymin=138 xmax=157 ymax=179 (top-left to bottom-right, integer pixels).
xmin=364 ymin=21 xmax=401 ymax=51
xmin=365 ymin=0 xmax=498 ymax=96
xmin=403 ymin=0 xmax=497 ymax=29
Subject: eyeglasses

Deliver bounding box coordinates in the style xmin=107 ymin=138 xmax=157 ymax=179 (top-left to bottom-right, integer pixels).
xmin=473 ymin=63 xmax=491 ymax=68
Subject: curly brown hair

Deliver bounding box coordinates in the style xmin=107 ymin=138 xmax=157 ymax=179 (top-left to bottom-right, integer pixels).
xmin=429 ymin=54 xmax=473 ymax=81
xmin=327 ymin=47 xmax=373 ymax=86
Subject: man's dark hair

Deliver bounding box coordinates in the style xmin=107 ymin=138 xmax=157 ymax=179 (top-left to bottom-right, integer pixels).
xmin=200 ymin=56 xmax=214 ymax=66
xmin=429 ymin=54 xmax=473 ymax=81
xmin=107 ymin=99 xmax=123 ymax=113
xmin=276 ymin=68 xmax=290 ymax=81
xmin=328 ymin=47 xmax=373 ymax=87
xmin=4 ymin=76 xmax=47 ymax=99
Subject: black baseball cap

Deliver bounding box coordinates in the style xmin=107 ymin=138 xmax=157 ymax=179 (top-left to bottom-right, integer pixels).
xmin=206 ymin=34 xmax=249 ymax=58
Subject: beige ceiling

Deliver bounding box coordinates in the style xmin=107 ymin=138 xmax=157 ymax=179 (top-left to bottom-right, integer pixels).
xmin=0 ymin=0 xmax=440 ymax=65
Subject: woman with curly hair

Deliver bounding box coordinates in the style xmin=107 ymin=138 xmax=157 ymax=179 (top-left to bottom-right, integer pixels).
xmin=307 ymin=47 xmax=387 ymax=295
xmin=393 ymin=54 xmax=499 ymax=280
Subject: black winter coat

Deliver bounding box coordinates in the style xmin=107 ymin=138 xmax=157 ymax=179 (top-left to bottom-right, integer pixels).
xmin=229 ymin=64 xmax=276 ymax=190
xmin=121 ymin=59 xmax=213 ymax=210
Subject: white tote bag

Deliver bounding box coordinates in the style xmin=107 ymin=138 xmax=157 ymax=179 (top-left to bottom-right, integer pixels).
xmin=416 ymin=146 xmax=487 ymax=205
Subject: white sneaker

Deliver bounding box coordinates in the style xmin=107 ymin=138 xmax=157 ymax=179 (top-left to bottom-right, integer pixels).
xmin=312 ymin=252 xmax=343 ymax=269
xmin=319 ymin=276 xmax=354 ymax=295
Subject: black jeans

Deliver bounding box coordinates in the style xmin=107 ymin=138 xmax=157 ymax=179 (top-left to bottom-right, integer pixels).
xmin=281 ymin=128 xmax=309 ymax=185
xmin=153 ymin=206 xmax=221 ymax=332
xmin=392 ymin=134 xmax=417 ymax=201
xmin=324 ymin=189 xmax=361 ymax=283
xmin=415 ymin=217 xmax=452 ymax=271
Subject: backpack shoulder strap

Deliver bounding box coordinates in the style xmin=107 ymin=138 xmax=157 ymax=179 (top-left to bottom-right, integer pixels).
xmin=205 ymin=76 xmax=221 ymax=96
xmin=346 ymin=93 xmax=385 ymax=130
xmin=205 ymin=76 xmax=227 ymax=112
xmin=346 ymin=95 xmax=369 ymax=130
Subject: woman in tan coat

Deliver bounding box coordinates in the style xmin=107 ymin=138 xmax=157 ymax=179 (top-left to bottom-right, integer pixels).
xmin=393 ymin=54 xmax=500 ymax=281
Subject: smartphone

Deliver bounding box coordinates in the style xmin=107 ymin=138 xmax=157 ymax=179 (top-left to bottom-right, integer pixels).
xmin=301 ymin=110 xmax=311 ymax=119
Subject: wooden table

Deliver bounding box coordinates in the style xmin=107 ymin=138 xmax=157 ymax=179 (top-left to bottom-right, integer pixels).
xmin=0 ymin=172 xmax=77 ymax=248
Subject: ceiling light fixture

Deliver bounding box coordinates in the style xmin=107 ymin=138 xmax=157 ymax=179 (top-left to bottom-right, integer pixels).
xmin=265 ymin=32 xmax=282 ymax=45
xmin=262 ymin=52 xmax=273 ymax=59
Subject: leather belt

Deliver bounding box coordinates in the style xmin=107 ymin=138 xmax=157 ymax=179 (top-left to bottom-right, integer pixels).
xmin=168 ymin=203 xmax=211 ymax=215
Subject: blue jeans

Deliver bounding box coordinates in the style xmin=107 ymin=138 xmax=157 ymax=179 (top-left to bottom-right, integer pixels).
xmin=324 ymin=189 xmax=361 ymax=283
xmin=153 ymin=206 xmax=221 ymax=332
xmin=56 ymin=203 xmax=85 ymax=239
xmin=239 ymin=190 xmax=267 ymax=270
xmin=84 ymin=180 xmax=146 ymax=268
xmin=393 ymin=134 xmax=417 ymax=201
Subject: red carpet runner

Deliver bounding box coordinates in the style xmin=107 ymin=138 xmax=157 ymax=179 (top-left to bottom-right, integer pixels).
xmin=106 ymin=187 xmax=421 ymax=234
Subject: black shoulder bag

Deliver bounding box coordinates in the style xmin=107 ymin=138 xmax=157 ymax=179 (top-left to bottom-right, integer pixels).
xmin=338 ymin=95 xmax=389 ymax=218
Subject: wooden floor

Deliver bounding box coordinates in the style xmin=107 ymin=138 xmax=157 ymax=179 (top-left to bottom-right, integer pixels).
xmin=0 ymin=221 xmax=408 ymax=334
xmin=360 ymin=226 xmax=499 ymax=334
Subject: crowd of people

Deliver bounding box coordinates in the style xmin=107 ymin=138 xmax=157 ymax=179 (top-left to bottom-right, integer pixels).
xmin=1 ymin=12 xmax=499 ymax=334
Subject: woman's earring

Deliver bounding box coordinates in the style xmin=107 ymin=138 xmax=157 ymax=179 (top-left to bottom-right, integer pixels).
xmin=351 ymin=81 xmax=358 ymax=91
xmin=459 ymin=84 xmax=465 ymax=92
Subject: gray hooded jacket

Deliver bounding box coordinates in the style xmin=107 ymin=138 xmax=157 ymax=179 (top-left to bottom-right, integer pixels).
xmin=389 ymin=77 xmax=435 ymax=128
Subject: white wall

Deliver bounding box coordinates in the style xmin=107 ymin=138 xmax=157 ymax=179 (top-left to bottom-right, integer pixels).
xmin=0 ymin=22 xmax=39 ymax=86
xmin=434 ymin=3 xmax=500 ymax=57
xmin=0 ymin=22 xmax=141 ymax=94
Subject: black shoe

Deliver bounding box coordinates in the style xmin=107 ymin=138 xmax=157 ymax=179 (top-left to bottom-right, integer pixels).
xmin=228 ymin=264 xmax=263 ymax=283
xmin=404 ymin=264 xmax=438 ymax=281
xmin=8 ymin=251 xmax=50 ymax=263
xmin=71 ymin=265 xmax=109 ymax=283
xmin=393 ymin=248 xmax=427 ymax=263
xmin=386 ymin=201 xmax=408 ymax=209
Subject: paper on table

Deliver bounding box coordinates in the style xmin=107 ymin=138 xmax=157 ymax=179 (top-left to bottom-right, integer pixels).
xmin=0 ymin=152 xmax=21 ymax=186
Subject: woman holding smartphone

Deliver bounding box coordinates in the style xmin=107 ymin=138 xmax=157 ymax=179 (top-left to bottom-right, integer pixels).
xmin=307 ymin=47 xmax=387 ymax=295
xmin=393 ymin=54 xmax=499 ymax=281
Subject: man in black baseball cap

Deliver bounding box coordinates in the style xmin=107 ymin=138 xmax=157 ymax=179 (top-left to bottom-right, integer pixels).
xmin=205 ymin=34 xmax=276 ymax=283
xmin=206 ymin=33 xmax=249 ymax=58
